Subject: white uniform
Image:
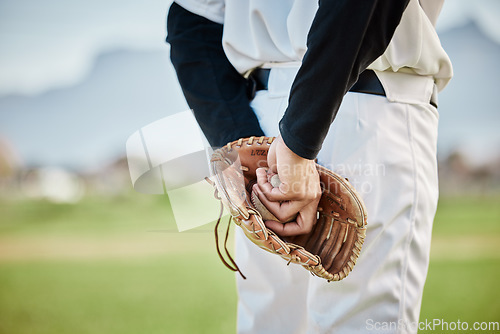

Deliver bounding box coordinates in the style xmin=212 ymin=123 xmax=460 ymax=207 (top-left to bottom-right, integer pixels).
xmin=172 ymin=1 xmax=453 ymax=333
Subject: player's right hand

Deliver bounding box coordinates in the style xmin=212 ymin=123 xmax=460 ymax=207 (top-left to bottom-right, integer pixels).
xmin=252 ymin=135 xmax=321 ymax=236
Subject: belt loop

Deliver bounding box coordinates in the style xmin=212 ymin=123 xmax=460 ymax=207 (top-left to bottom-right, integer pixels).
xmin=350 ymin=70 xmax=385 ymax=96
xmin=246 ymin=68 xmax=271 ymax=100
xmin=430 ymin=84 xmax=438 ymax=108
xmin=246 ymin=75 xmax=257 ymax=100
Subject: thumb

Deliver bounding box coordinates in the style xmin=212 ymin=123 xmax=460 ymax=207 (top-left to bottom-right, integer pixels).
xmin=267 ymin=137 xmax=278 ymax=174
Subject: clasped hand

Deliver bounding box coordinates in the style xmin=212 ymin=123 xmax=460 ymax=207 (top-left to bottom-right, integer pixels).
xmin=252 ymin=136 xmax=321 ymax=236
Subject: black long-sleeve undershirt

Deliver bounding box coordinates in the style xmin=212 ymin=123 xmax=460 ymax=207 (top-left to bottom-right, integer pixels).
xmin=167 ymin=3 xmax=264 ymax=147
xmin=280 ymin=0 xmax=409 ymax=159
xmin=167 ymin=0 xmax=409 ymax=156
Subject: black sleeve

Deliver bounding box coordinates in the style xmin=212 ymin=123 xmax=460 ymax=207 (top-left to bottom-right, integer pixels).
xmin=166 ymin=2 xmax=264 ymax=148
xmin=280 ymin=0 xmax=410 ymax=159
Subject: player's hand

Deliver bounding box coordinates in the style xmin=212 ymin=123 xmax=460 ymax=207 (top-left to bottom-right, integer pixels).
xmin=252 ymin=135 xmax=321 ymax=236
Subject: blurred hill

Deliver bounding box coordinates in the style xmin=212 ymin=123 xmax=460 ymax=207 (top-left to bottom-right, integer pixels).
xmin=0 ymin=48 xmax=188 ymax=172
xmin=0 ymin=21 xmax=499 ymax=197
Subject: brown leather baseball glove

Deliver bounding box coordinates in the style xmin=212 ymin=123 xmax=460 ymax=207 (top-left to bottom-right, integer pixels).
xmin=208 ymin=136 xmax=367 ymax=281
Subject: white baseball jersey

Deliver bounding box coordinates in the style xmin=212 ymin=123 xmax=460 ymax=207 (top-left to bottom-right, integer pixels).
xmin=173 ymin=0 xmax=452 ymax=92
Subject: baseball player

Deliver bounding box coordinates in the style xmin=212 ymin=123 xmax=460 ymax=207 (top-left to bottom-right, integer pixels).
xmin=167 ymin=0 xmax=452 ymax=333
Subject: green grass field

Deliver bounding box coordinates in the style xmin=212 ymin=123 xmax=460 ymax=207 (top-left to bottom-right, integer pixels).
xmin=0 ymin=194 xmax=499 ymax=333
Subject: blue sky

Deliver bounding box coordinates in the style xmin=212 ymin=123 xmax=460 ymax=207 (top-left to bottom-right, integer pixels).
xmin=0 ymin=0 xmax=171 ymax=96
xmin=0 ymin=0 xmax=499 ymax=96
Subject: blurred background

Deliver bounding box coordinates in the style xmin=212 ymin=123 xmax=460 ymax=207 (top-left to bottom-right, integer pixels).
xmin=0 ymin=0 xmax=499 ymax=333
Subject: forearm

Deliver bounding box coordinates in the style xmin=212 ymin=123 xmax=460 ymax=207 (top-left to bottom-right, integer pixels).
xmin=166 ymin=2 xmax=264 ymax=147
xmin=280 ymin=0 xmax=410 ymax=159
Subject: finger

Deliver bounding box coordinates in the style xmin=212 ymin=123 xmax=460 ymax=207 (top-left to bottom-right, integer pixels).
xmin=255 ymin=168 xmax=275 ymax=195
xmin=256 ymin=168 xmax=290 ymax=202
xmin=252 ymin=183 xmax=282 ymax=215
xmin=265 ymin=201 xmax=318 ymax=237
xmin=253 ymin=183 xmax=307 ymax=222
xmin=267 ymin=138 xmax=278 ymax=174
xmin=260 ymin=168 xmax=321 ymax=202
xmin=265 ymin=216 xmax=310 ymax=237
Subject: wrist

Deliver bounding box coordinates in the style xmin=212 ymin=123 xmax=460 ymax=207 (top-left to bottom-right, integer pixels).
xmin=279 ymin=122 xmax=320 ymax=160
xmin=278 ymin=135 xmax=314 ymax=164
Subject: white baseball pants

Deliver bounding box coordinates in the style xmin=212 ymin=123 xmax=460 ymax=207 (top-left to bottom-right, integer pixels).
xmin=235 ymin=65 xmax=439 ymax=334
